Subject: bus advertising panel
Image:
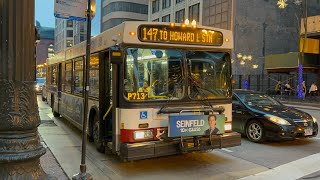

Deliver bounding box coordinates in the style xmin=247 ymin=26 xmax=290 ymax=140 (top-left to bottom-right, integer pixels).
xmin=168 ymin=114 xmax=225 ymax=137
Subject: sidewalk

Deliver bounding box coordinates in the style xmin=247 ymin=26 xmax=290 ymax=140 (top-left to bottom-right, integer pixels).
xmin=39 ymin=101 xmax=69 ymax=179
xmin=37 ymin=96 xmax=121 ymax=180
xmin=40 ymin=136 xmax=69 ymax=180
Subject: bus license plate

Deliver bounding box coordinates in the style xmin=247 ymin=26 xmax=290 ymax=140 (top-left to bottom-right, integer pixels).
xmin=304 ymin=128 xmax=313 ymax=136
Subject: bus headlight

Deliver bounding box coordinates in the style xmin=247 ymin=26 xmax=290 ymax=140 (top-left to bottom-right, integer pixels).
xmin=133 ymin=129 xmax=153 ymax=140
xmin=224 ymin=123 xmax=232 ymax=131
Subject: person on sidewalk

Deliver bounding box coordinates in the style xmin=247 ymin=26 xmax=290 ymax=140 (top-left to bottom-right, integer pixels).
xmin=275 ymin=81 xmax=282 ymax=95
xmin=284 ymin=82 xmax=291 ymax=96
xmin=303 ymin=81 xmax=307 ymax=99
xmin=309 ymin=82 xmax=318 ymax=96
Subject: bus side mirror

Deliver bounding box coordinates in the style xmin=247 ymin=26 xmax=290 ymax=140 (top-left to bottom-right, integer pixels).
xmin=110 ymin=46 xmax=123 ymax=64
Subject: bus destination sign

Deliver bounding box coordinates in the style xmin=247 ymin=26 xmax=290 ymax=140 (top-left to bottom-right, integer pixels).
xmin=138 ymin=25 xmax=223 ymax=46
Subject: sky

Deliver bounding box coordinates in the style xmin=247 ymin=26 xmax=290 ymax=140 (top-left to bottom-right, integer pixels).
xmin=35 ymin=0 xmax=101 ymax=36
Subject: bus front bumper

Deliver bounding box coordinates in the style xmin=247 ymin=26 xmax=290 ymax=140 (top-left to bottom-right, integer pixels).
xmin=120 ymin=132 xmax=241 ymax=161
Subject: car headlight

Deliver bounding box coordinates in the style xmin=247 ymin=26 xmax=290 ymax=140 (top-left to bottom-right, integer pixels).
xmin=312 ymin=116 xmax=317 ymax=123
xmin=264 ymin=115 xmax=291 ymax=125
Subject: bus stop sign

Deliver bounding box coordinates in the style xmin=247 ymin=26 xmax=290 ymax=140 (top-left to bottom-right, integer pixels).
xmin=54 ymin=0 xmax=87 ymax=21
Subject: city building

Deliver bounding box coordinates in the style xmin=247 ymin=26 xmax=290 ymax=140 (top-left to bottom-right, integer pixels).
xmin=149 ymin=0 xmax=202 ymax=24
xmin=36 ymin=21 xmax=54 ymax=78
xmin=54 ymin=19 xmax=89 ymax=54
xmin=101 ymin=0 xmax=149 ymax=32
xmin=148 ymin=0 xmax=320 ymax=93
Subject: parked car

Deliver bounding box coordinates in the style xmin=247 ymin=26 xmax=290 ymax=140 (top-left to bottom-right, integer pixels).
xmin=41 ymin=80 xmax=47 ymax=101
xmin=232 ymin=90 xmax=318 ymax=142
xmin=35 ymin=77 xmax=45 ymax=94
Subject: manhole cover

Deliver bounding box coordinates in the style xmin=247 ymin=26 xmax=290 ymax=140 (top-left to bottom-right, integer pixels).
xmin=40 ymin=120 xmax=57 ymax=127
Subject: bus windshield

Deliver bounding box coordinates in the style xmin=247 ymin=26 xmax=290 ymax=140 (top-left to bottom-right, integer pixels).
xmin=188 ymin=51 xmax=231 ymax=99
xmin=124 ymin=48 xmax=231 ymax=101
xmin=124 ymin=48 xmax=184 ymax=101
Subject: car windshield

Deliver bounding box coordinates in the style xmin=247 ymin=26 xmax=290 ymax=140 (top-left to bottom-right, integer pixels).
xmin=36 ymin=78 xmax=45 ymax=84
xmin=188 ymin=51 xmax=231 ymax=99
xmin=237 ymin=93 xmax=281 ymax=106
xmin=124 ymin=48 xmax=184 ymax=101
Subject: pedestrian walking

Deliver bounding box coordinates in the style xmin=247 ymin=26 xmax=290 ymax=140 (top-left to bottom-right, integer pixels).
xmin=309 ymin=82 xmax=318 ymax=96
xmin=303 ymin=81 xmax=307 ymax=98
xmin=275 ymin=81 xmax=282 ymax=95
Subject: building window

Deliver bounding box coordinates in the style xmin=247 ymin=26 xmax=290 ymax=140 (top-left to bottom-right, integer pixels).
xmin=74 ymin=59 xmax=83 ymax=94
xmin=67 ymin=30 xmax=73 ymax=37
xmin=102 ymin=2 xmax=148 ymax=16
xmin=162 ymin=0 xmax=171 ymax=9
xmin=64 ymin=62 xmax=72 ymax=92
xmin=67 ymin=20 xmax=73 ymax=27
xmin=175 ymin=9 xmax=185 ymax=23
xmin=152 ymin=0 xmax=160 ymax=13
xmin=66 ymin=40 xmax=73 ymax=47
xmin=176 ymin=0 xmax=184 ymax=3
xmin=189 ymin=3 xmax=200 ymax=22
xmin=162 ymin=14 xmax=170 ymax=22
xmin=153 ymin=18 xmax=159 ymax=22
xmin=80 ymin=34 xmax=85 ymax=42
xmin=101 ymin=18 xmax=141 ymax=31
xmin=80 ymin=22 xmax=85 ymax=32
xmin=89 ymin=54 xmax=99 ymax=97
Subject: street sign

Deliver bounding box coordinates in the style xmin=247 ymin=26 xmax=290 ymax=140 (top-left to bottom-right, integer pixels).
xmin=54 ymin=0 xmax=87 ymax=21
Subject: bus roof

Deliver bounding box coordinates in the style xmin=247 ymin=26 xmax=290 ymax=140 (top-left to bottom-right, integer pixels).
xmin=47 ymin=21 xmax=233 ymax=65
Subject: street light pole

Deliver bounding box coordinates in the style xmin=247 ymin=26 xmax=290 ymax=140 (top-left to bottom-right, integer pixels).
xmin=72 ymin=0 xmax=93 ymax=179
xmin=0 ymin=0 xmax=54 ymax=179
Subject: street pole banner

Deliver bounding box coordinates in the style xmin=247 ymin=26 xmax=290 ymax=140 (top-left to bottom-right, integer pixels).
xmin=54 ymin=0 xmax=87 ymax=21
xmin=168 ymin=114 xmax=225 ymax=137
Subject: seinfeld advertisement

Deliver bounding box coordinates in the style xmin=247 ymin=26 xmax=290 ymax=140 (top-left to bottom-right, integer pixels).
xmin=168 ymin=115 xmax=225 ymax=137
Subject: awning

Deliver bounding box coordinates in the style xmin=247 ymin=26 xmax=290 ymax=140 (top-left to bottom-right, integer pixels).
xmin=265 ymin=52 xmax=320 ymax=73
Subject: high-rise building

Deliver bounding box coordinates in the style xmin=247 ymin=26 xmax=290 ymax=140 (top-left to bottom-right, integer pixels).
xmin=54 ymin=19 xmax=88 ymax=54
xmin=36 ymin=21 xmax=54 ymax=78
xmin=148 ymin=0 xmax=320 ymax=92
xmin=101 ymin=0 xmax=149 ymax=32
xmin=149 ymin=0 xmax=202 ymax=24
xmin=73 ymin=21 xmax=87 ymax=45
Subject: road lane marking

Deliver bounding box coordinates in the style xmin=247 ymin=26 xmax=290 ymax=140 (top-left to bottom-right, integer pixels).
xmin=221 ymin=148 xmax=233 ymax=153
xmin=240 ymin=152 xmax=320 ymax=180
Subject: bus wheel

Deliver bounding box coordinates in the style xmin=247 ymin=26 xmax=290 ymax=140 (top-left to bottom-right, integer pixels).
xmin=93 ymin=114 xmax=105 ymax=153
xmin=51 ymin=96 xmax=60 ymax=117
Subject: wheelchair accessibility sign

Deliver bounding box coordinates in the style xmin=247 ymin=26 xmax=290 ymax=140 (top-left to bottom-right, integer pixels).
xmin=140 ymin=111 xmax=148 ymax=120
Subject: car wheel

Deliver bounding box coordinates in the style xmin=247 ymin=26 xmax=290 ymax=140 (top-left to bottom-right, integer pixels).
xmin=246 ymin=120 xmax=266 ymax=143
xmin=93 ymin=114 xmax=105 ymax=153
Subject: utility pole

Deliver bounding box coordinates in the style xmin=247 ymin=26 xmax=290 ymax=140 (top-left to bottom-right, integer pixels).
xmin=0 ymin=0 xmax=54 ymax=179
xmin=72 ymin=0 xmax=93 ymax=179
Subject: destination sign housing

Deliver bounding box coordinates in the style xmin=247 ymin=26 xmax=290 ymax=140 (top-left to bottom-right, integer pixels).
xmin=138 ymin=25 xmax=223 ymax=46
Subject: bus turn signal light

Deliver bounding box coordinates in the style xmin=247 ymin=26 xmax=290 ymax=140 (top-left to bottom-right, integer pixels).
xmin=129 ymin=32 xmax=136 ymax=36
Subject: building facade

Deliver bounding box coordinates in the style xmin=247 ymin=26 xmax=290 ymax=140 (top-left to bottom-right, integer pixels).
xmin=101 ymin=0 xmax=149 ymax=32
xmin=54 ymin=18 xmax=88 ymax=54
xmin=149 ymin=0 xmax=202 ymax=24
xmin=36 ymin=21 xmax=54 ymax=78
xmin=149 ymin=0 xmax=320 ymax=92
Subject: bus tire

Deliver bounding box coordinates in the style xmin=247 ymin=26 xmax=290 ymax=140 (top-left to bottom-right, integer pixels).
xmin=93 ymin=114 xmax=105 ymax=153
xmin=51 ymin=96 xmax=60 ymax=117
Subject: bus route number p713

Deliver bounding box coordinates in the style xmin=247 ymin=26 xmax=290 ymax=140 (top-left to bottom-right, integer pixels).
xmin=127 ymin=92 xmax=148 ymax=100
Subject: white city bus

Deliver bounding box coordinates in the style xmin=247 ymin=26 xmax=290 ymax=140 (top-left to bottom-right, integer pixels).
xmin=46 ymin=21 xmax=240 ymax=161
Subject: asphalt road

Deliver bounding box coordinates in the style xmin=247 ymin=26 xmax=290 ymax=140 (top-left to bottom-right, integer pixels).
xmin=37 ymin=96 xmax=320 ymax=180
